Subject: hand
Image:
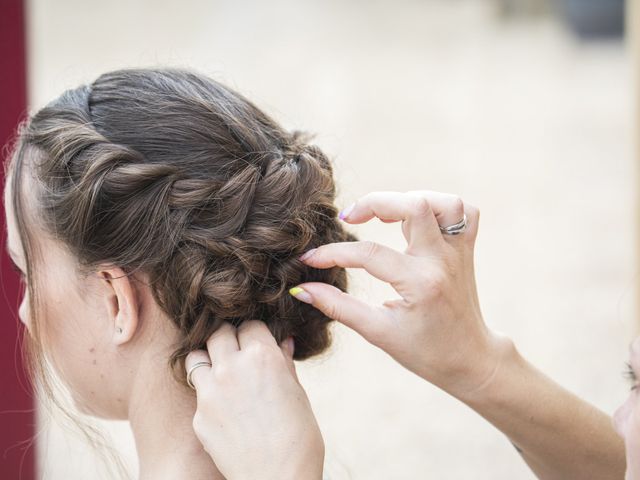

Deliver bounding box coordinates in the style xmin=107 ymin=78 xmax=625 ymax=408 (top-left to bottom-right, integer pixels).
xmin=289 ymin=190 xmax=512 ymax=400
xmin=185 ymin=320 xmax=324 ymax=480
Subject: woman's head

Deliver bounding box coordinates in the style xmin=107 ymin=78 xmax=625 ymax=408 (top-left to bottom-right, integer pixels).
xmin=4 ymin=67 xmax=354 ymax=418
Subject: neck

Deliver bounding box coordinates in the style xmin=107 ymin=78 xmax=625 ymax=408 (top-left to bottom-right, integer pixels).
xmin=127 ymin=340 xmax=224 ymax=480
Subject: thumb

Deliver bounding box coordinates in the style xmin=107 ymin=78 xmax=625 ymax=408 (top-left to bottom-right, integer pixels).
xmin=288 ymin=282 xmax=388 ymax=345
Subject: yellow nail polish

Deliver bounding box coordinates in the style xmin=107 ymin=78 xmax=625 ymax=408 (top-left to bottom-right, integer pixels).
xmin=289 ymin=286 xmax=313 ymax=304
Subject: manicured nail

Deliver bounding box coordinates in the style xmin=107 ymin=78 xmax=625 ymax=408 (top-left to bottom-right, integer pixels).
xmin=338 ymin=203 xmax=355 ymax=221
xmin=299 ymin=248 xmax=317 ymax=262
xmin=289 ymin=286 xmax=313 ymax=304
xmin=286 ymin=337 xmax=295 ymax=356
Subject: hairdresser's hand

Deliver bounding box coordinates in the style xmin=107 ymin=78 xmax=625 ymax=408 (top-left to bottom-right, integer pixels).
xmin=185 ymin=321 xmax=324 ymax=480
xmin=290 ymin=190 xmax=510 ymax=401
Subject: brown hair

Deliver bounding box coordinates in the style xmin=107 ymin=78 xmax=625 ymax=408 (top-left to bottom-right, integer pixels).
xmin=8 ymin=67 xmax=355 ymax=386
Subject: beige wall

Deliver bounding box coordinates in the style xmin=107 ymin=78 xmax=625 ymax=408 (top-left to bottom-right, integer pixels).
xmin=28 ymin=1 xmax=635 ymax=479
xmin=633 ymin=0 xmax=640 ymax=324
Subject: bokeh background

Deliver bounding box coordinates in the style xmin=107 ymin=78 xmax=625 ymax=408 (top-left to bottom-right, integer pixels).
xmin=2 ymin=0 xmax=638 ymax=478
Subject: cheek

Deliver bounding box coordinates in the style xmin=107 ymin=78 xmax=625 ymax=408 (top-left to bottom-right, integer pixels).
xmin=614 ymin=394 xmax=634 ymax=438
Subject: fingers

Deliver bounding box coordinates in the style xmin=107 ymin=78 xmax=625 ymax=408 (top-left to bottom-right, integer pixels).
xmin=188 ymin=326 xmax=300 ymax=393
xmin=339 ymin=191 xmax=468 ymax=254
xmin=300 ymin=241 xmax=412 ymax=289
xmin=405 ymin=190 xmax=466 ymax=230
xmin=237 ymin=320 xmax=279 ymax=350
xmin=280 ymin=336 xmax=295 ymax=359
xmin=279 ymin=337 xmax=300 ymax=383
xmin=185 ymin=349 xmax=212 ymax=392
xmin=238 ymin=323 xmax=301 ymax=385
xmin=290 ymin=282 xmax=389 ymax=344
xmin=206 ymin=322 xmax=240 ymax=363
xmin=461 ymin=202 xmax=480 ymax=245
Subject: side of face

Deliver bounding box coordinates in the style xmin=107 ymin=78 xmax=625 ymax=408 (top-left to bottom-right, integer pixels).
xmin=614 ymin=336 xmax=640 ymax=479
xmin=4 ymin=166 xmax=143 ymax=420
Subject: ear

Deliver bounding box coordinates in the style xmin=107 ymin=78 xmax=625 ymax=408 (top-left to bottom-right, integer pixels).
xmin=98 ymin=267 xmax=140 ymax=346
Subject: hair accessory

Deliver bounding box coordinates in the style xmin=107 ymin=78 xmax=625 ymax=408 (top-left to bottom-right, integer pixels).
xmin=186 ymin=361 xmax=213 ymax=390
xmin=439 ymin=214 xmax=468 ymax=235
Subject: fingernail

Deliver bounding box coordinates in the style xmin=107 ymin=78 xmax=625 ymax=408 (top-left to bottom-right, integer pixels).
xmin=289 ymin=286 xmax=313 ymax=304
xmin=299 ymin=248 xmax=317 ymax=262
xmin=338 ymin=203 xmax=355 ymax=221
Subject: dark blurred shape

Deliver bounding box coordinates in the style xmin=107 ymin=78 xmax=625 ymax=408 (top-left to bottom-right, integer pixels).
xmin=558 ymin=0 xmax=624 ymax=38
xmin=0 ymin=0 xmax=35 ymax=479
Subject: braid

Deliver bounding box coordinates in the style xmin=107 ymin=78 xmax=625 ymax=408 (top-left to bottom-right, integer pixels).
xmin=16 ymin=67 xmax=356 ymax=384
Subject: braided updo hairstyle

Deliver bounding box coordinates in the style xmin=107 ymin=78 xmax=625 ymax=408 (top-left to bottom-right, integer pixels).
xmin=9 ymin=68 xmax=356 ymax=382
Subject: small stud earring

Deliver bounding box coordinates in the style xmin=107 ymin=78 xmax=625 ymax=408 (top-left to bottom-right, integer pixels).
xmin=116 ymin=327 xmax=123 ymax=334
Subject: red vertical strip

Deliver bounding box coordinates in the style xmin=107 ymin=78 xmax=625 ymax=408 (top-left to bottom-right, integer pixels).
xmin=0 ymin=0 xmax=35 ymax=479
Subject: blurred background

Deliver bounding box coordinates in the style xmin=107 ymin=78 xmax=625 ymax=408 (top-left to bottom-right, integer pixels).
xmin=1 ymin=0 xmax=638 ymax=478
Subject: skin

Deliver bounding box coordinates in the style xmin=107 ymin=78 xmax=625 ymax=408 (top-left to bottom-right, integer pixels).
xmin=6 ymin=163 xmax=308 ymax=479
xmin=614 ymin=337 xmax=640 ymax=480
xmin=185 ymin=323 xmax=324 ymax=480
xmin=8 ymin=154 xmax=632 ymax=477
xmin=190 ymin=190 xmax=629 ymax=479
xmin=5 ymin=167 xmax=223 ymax=480
xmin=296 ymin=190 xmax=626 ymax=479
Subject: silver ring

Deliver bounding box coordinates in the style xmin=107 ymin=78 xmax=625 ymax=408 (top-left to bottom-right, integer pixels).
xmin=439 ymin=213 xmax=467 ymax=235
xmin=186 ymin=361 xmax=212 ymax=390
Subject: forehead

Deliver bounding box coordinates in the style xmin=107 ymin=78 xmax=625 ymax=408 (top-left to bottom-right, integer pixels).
xmin=3 ymin=157 xmax=34 ymax=263
xmin=4 ymin=164 xmax=21 ymax=259
xmin=631 ymin=337 xmax=640 ymax=358
xmin=4 ymin=154 xmax=75 ymax=271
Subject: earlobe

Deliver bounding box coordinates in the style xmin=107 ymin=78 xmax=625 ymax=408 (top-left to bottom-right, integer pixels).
xmin=99 ymin=268 xmax=139 ymax=346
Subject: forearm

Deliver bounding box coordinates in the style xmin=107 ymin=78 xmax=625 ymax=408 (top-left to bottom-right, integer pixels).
xmin=455 ymin=338 xmax=625 ymax=480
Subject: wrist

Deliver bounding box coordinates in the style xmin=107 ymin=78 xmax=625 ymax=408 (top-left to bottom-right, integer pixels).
xmin=277 ymin=462 xmax=324 ymax=480
xmin=441 ymin=329 xmax=518 ymax=403
xmin=275 ymin=443 xmax=325 ymax=480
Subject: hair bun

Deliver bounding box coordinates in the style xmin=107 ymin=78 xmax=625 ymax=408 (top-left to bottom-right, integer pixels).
xmin=14 ymin=67 xmax=357 ymax=384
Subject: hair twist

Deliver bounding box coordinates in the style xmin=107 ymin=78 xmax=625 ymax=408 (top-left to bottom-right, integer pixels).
xmin=13 ymin=68 xmax=356 ymax=384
